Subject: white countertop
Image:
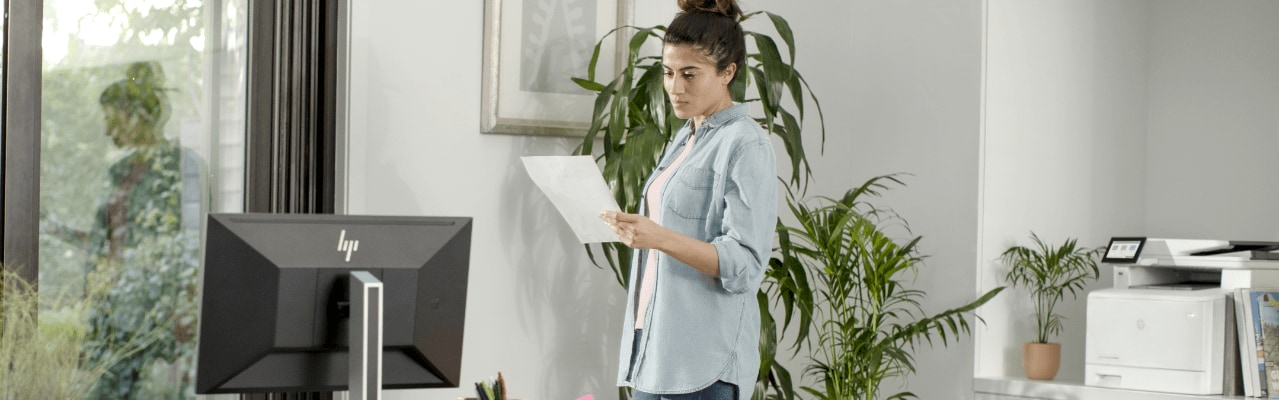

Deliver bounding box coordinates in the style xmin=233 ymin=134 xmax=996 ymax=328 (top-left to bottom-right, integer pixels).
xmin=974 ymin=377 xmax=1247 ymax=400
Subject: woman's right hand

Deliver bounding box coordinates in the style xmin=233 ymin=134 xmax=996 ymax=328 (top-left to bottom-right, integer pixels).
xmin=600 ymin=211 xmax=665 ymax=250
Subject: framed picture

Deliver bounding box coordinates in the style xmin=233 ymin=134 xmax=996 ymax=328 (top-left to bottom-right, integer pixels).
xmin=482 ymin=0 xmax=633 ymax=136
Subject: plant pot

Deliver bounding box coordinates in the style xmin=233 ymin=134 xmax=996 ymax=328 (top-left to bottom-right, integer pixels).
xmin=1023 ymin=342 xmax=1061 ymax=380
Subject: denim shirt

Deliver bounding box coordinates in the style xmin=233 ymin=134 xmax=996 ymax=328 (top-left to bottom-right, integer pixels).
xmin=616 ymin=103 xmax=778 ymax=397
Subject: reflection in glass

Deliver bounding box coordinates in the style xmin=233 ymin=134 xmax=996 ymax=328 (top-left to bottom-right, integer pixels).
xmin=38 ymin=1 xmax=247 ymax=398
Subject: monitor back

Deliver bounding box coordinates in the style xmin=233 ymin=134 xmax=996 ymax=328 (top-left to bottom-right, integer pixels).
xmin=196 ymin=213 xmax=471 ymax=394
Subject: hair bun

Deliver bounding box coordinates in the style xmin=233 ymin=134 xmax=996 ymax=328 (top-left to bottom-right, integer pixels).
xmin=676 ymin=0 xmax=742 ymax=19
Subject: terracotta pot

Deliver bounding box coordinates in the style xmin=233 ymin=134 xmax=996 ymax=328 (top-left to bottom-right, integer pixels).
xmin=1023 ymin=342 xmax=1061 ymax=380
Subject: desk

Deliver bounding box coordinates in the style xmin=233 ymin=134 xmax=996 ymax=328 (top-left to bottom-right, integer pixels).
xmin=974 ymin=377 xmax=1247 ymax=400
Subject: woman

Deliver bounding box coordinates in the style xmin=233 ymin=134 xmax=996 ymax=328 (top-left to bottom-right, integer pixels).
xmin=600 ymin=0 xmax=777 ymax=398
xmin=37 ymin=61 xmax=205 ymax=398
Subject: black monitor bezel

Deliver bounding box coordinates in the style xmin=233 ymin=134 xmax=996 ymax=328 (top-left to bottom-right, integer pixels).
xmin=195 ymin=213 xmax=471 ymax=394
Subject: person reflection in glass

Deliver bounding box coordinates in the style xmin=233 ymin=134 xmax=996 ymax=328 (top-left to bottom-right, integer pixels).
xmin=91 ymin=62 xmax=196 ymax=261
xmin=43 ymin=61 xmax=204 ymax=399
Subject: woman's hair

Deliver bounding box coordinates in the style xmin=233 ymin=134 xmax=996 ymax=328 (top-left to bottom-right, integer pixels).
xmin=665 ymin=0 xmax=746 ymax=84
xmin=99 ymin=61 xmax=171 ymax=128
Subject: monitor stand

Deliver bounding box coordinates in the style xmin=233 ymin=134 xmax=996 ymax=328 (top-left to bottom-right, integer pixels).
xmin=349 ymin=271 xmax=383 ymax=400
xmin=236 ymin=271 xmax=383 ymax=400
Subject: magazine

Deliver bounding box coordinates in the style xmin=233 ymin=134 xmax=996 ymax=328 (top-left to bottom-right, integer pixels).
xmin=1253 ymin=291 xmax=1279 ymax=398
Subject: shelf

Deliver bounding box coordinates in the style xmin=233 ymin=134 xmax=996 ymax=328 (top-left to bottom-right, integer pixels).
xmin=973 ymin=377 xmax=1246 ymax=400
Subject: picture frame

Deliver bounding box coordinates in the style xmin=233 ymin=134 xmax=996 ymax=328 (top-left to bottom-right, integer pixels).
xmin=482 ymin=0 xmax=634 ymax=137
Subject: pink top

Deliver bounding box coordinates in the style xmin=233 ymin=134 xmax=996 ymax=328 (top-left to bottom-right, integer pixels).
xmin=635 ymin=133 xmax=696 ymax=329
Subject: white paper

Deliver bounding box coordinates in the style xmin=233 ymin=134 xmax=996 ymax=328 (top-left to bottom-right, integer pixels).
xmin=521 ymin=156 xmax=621 ymax=243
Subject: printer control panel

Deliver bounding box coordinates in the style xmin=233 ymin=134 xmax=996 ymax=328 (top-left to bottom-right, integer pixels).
xmin=1103 ymin=237 xmax=1146 ymax=264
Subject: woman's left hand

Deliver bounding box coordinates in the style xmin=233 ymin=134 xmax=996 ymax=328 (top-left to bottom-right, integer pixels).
xmin=600 ymin=211 xmax=666 ymax=250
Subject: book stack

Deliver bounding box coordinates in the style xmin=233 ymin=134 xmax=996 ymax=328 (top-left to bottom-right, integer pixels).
xmin=1236 ymin=288 xmax=1279 ymax=397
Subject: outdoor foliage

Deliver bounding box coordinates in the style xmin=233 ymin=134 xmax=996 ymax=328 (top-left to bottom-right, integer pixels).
xmin=38 ymin=1 xmax=210 ymax=398
xmin=40 ymin=0 xmax=207 ymax=303
xmin=778 ymin=176 xmax=1004 ymax=400
xmin=1000 ymin=233 xmax=1102 ymax=344
xmin=0 ymin=268 xmax=162 ymax=400
xmin=84 ymin=233 xmax=201 ymax=399
xmin=1 ymin=270 xmax=101 ymax=399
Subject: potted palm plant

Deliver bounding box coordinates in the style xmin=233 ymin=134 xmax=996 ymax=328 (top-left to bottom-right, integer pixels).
xmin=777 ymin=175 xmax=1004 ymax=399
xmin=999 ymin=232 xmax=1102 ymax=380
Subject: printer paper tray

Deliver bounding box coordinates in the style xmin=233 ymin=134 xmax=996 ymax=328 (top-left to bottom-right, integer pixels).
xmin=1085 ymin=364 xmax=1219 ymax=395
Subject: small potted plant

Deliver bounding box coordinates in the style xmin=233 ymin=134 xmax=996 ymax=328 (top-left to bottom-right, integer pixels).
xmin=1000 ymin=232 xmax=1102 ymax=380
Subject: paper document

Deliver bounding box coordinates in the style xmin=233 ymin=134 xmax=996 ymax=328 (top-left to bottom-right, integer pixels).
xmin=521 ymin=156 xmax=621 ymax=243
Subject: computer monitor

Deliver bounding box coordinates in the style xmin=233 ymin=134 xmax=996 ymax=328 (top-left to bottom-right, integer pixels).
xmin=195 ymin=213 xmax=472 ymax=394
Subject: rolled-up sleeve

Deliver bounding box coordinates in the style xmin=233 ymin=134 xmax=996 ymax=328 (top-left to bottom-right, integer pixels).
xmin=712 ymin=138 xmax=778 ymax=294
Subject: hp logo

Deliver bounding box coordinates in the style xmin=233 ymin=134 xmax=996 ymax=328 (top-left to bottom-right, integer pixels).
xmin=337 ymin=229 xmax=359 ymax=262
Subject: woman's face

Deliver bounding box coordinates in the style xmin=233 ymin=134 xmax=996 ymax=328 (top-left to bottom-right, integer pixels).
xmin=103 ymin=106 xmax=157 ymax=148
xmin=662 ymin=44 xmax=734 ymax=122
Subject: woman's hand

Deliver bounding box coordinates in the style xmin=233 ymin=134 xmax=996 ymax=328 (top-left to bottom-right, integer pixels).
xmin=600 ymin=210 xmax=721 ymax=277
xmin=600 ymin=211 xmax=667 ymax=250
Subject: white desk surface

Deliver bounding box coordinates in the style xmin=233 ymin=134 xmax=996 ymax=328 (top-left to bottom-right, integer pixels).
xmin=974 ymin=377 xmax=1247 ymax=400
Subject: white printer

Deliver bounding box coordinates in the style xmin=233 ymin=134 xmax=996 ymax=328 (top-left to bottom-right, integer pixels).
xmin=1085 ymin=237 xmax=1279 ymax=395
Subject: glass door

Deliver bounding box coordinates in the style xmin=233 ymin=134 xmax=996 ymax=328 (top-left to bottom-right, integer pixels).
xmin=38 ymin=1 xmax=247 ymax=398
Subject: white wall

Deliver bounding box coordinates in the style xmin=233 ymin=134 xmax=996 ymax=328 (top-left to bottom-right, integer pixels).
xmin=977 ymin=0 xmax=1279 ymax=385
xmin=348 ymin=2 xmax=624 ymax=399
xmin=1143 ymin=0 xmax=1279 ymax=240
xmin=842 ymin=1 xmax=985 ymax=399
xmin=977 ymin=0 xmax=1149 ymax=383
xmin=347 ymin=0 xmax=985 ymax=399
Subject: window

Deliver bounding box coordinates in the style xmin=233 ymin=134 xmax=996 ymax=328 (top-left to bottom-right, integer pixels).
xmin=3 ymin=0 xmax=336 ymax=397
xmin=38 ymin=0 xmax=248 ymax=397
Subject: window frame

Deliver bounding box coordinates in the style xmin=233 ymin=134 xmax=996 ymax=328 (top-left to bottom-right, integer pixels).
xmin=246 ymin=0 xmax=340 ymax=214
xmin=2 ymin=1 xmax=342 ymax=398
xmin=2 ymin=0 xmax=43 ymax=286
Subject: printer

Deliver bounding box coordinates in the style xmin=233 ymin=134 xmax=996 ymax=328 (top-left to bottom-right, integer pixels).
xmin=1085 ymin=237 xmax=1279 ymax=395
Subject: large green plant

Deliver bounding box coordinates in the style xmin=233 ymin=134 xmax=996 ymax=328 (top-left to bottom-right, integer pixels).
xmin=571 ymin=11 xmax=823 ymax=400
xmin=778 ymin=176 xmax=1004 ymax=400
xmin=1000 ymin=233 xmax=1101 ymax=344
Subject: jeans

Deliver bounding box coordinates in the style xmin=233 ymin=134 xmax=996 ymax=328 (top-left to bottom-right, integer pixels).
xmin=631 ymin=381 xmax=738 ymax=400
